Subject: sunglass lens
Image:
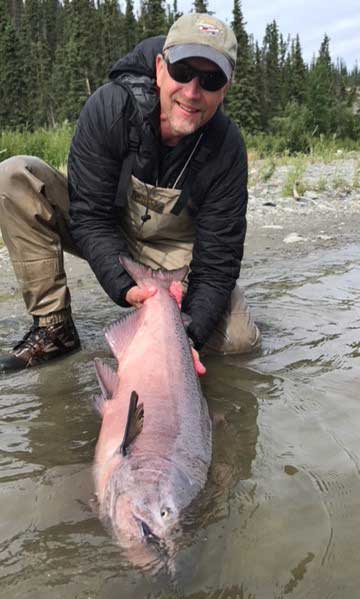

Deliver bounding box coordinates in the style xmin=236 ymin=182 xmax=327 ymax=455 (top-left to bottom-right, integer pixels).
xmin=168 ymin=62 xmax=193 ymax=84
xmin=166 ymin=60 xmax=227 ymax=92
xmin=200 ymin=71 xmax=228 ymax=91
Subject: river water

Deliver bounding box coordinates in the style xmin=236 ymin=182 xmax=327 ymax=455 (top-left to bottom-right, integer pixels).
xmin=0 ymin=239 xmax=359 ymax=599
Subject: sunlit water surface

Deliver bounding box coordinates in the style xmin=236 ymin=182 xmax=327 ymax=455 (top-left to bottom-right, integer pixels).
xmin=0 ymin=242 xmax=359 ymax=599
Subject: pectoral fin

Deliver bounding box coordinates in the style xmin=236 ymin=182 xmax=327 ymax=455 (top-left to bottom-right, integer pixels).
xmin=120 ymin=391 xmax=144 ymax=456
xmin=93 ymin=359 xmax=119 ymax=416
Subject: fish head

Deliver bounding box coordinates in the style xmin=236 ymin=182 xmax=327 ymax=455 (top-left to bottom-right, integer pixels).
xmin=103 ymin=463 xmax=183 ymax=570
xmin=112 ymin=480 xmax=179 ymax=545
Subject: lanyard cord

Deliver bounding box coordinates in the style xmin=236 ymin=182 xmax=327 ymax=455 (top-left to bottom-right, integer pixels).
xmin=141 ymin=132 xmax=203 ymax=226
xmin=172 ymin=133 xmax=203 ymax=189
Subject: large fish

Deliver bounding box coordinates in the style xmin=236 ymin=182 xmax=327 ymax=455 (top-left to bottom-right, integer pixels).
xmin=93 ymin=257 xmax=212 ymax=569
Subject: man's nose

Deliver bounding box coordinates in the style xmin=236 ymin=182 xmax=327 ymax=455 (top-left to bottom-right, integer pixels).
xmin=182 ymin=77 xmax=202 ymax=99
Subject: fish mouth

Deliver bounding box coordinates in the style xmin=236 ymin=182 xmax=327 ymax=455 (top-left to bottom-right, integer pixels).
xmin=139 ymin=518 xmax=162 ymax=547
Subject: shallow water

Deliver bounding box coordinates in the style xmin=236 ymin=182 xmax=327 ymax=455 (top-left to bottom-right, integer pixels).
xmin=0 ymin=241 xmax=359 ymax=598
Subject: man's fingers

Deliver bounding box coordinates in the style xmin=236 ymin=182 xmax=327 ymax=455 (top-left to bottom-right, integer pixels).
xmin=191 ymin=347 xmax=207 ymax=377
xmin=125 ymin=285 xmax=157 ymax=308
xmin=169 ymin=281 xmax=184 ymax=309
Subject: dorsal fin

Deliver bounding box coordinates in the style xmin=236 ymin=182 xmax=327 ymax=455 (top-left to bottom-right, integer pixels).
xmin=94 ymin=358 xmax=119 ymax=399
xmin=105 ymin=309 xmax=143 ymax=362
xmin=120 ymin=391 xmax=144 ymax=457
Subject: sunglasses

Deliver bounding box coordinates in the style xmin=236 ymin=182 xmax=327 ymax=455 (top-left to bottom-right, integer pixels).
xmin=165 ymin=58 xmax=228 ymax=92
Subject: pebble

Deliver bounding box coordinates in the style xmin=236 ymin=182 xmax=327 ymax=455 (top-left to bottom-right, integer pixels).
xmin=283 ymin=233 xmax=307 ymax=244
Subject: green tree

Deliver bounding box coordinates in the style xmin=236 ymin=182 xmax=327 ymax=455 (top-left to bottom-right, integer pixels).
xmin=138 ymin=0 xmax=167 ymax=39
xmin=193 ymin=0 xmax=208 ymax=12
xmin=253 ymin=41 xmax=267 ymax=130
xmin=0 ymin=12 xmax=24 ymax=128
xmin=306 ymin=34 xmax=333 ymax=135
xmin=99 ymin=0 xmax=126 ymax=74
xmin=124 ymin=0 xmax=137 ymax=52
xmin=262 ymin=20 xmax=281 ymax=126
xmin=288 ymin=35 xmax=307 ymax=104
xmin=226 ymin=0 xmax=260 ymax=132
xmin=17 ymin=0 xmax=53 ymax=127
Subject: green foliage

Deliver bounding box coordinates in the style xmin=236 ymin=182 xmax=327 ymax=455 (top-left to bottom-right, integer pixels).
xmin=282 ymin=160 xmax=307 ymax=196
xmin=0 ymin=122 xmax=75 ymax=167
xmin=270 ymin=101 xmax=312 ymax=153
xmin=226 ymin=0 xmax=260 ymax=132
xmin=0 ymin=0 xmax=359 ymax=151
xmin=138 ymin=0 xmax=167 ymax=39
xmin=193 ymin=0 xmax=208 ymax=12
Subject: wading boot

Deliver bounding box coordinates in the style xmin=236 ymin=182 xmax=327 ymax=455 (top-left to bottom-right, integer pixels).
xmin=0 ymin=318 xmax=81 ymax=372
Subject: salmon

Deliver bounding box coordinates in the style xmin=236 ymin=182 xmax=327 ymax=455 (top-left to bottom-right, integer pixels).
xmin=93 ymin=257 xmax=212 ymax=569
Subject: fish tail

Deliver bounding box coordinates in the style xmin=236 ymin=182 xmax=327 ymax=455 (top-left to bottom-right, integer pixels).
xmin=119 ymin=256 xmax=188 ymax=289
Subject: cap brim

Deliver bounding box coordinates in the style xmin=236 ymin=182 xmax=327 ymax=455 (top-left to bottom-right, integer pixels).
xmin=168 ymin=44 xmax=233 ymax=81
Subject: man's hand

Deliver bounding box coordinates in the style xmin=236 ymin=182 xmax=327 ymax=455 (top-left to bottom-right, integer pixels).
xmin=191 ymin=347 xmax=206 ymax=377
xmin=125 ymin=285 xmax=157 ymax=309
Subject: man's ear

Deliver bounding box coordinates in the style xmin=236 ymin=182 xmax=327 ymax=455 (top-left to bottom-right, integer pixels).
xmin=155 ymin=54 xmax=165 ymax=87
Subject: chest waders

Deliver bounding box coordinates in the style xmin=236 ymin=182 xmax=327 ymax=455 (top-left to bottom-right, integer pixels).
xmin=0 ymin=152 xmax=259 ymax=354
xmin=121 ymin=175 xmax=260 ymax=354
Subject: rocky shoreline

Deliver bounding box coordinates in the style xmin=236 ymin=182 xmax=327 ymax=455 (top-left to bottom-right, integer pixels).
xmin=245 ymin=156 xmax=360 ymax=258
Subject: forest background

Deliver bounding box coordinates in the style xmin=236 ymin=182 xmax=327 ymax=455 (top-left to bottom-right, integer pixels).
xmin=0 ymin=0 xmax=359 ymax=158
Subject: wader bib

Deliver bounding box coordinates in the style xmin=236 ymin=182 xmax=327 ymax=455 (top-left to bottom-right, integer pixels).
xmin=121 ymin=176 xmax=260 ymax=354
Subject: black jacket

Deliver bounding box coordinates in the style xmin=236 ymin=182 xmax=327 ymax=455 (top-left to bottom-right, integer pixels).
xmin=68 ymin=36 xmax=248 ymax=349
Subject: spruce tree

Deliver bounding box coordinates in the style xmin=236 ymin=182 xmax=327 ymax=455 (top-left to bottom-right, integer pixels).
xmin=254 ymin=41 xmax=267 ymax=130
xmin=306 ymin=34 xmax=333 ymax=135
xmin=17 ymin=0 xmax=53 ymax=128
xmin=262 ymin=20 xmax=281 ymax=127
xmin=124 ymin=0 xmax=137 ymax=52
xmin=99 ymin=0 xmax=126 ymax=75
xmin=138 ymin=0 xmax=167 ymax=39
xmin=193 ymin=0 xmax=208 ymax=12
xmin=289 ymin=34 xmax=306 ymax=104
xmin=0 ymin=13 xmax=24 ymax=128
xmin=226 ymin=0 xmax=260 ymax=132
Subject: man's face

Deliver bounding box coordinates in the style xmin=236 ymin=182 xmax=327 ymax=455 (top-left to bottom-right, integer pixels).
xmin=156 ymin=54 xmax=229 ymax=146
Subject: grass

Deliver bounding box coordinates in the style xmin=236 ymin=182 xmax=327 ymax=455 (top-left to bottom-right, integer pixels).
xmin=0 ymin=122 xmax=75 ymax=169
xmin=246 ymin=132 xmax=360 ymax=163
xmin=1 ymin=124 xmax=360 ymax=182
xmin=282 ymin=161 xmax=308 ymax=197
xmin=312 ymin=176 xmax=328 ymax=193
xmin=331 ymin=174 xmax=353 ymax=192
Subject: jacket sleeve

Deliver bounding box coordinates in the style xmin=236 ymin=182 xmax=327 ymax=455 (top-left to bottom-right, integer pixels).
xmin=182 ymin=128 xmax=248 ymax=349
xmin=68 ymin=83 xmax=135 ymax=306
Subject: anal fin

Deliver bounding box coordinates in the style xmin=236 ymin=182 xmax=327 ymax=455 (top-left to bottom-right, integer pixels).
xmin=120 ymin=391 xmax=144 ymax=456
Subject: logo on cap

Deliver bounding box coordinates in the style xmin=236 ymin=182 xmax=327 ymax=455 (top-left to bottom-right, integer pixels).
xmin=198 ymin=23 xmax=220 ymax=36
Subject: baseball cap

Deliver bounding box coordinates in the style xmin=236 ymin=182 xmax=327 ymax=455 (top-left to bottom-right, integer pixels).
xmin=163 ymin=13 xmax=237 ymax=81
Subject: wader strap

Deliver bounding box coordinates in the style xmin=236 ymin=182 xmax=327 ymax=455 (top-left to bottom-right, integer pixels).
xmin=115 ymin=90 xmax=143 ymax=209
xmin=170 ymin=110 xmax=230 ymax=216
xmin=115 ymin=133 xmax=140 ymax=208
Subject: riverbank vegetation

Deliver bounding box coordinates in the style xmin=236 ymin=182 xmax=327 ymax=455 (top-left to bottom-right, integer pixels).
xmin=1 ymin=123 xmax=359 ymax=179
xmin=1 ymin=0 xmax=359 ymax=157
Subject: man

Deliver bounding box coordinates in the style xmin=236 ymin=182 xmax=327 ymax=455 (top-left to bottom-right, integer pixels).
xmin=0 ymin=13 xmax=260 ymax=372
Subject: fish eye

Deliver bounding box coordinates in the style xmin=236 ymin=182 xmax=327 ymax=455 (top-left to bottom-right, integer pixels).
xmin=160 ymin=507 xmax=170 ymax=518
